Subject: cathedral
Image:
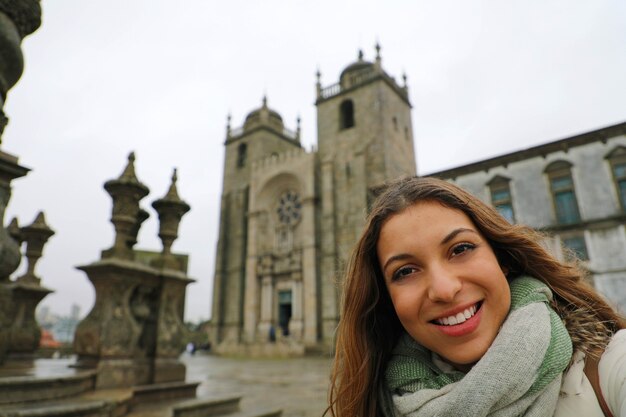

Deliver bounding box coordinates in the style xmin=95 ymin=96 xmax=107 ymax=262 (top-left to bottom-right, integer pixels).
xmin=210 ymin=46 xmax=416 ymax=354
xmin=210 ymin=46 xmax=626 ymax=355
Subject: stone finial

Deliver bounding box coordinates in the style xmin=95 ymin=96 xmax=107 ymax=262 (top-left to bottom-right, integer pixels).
xmin=103 ymin=152 xmax=150 ymax=260
xmin=7 ymin=217 xmax=21 ymax=242
xmin=226 ymin=113 xmax=232 ymax=137
xmin=262 ymin=95 xmax=268 ymax=108
xmin=127 ymin=208 xmax=149 ymax=249
xmin=402 ymin=72 xmax=408 ymax=90
xmin=119 ymin=152 xmax=139 ymax=182
xmin=151 ymin=169 xmax=190 ymax=270
xmin=358 ymin=49 xmax=364 ymax=61
xmin=0 ymin=110 xmax=8 ymax=144
xmin=0 ymin=0 xmax=42 ymax=39
xmin=16 ymin=211 xmax=55 ymax=285
xmin=296 ymin=115 xmax=301 ymax=141
xmin=165 ymin=168 xmax=181 ymax=200
xmin=315 ymin=68 xmax=322 ymax=98
xmin=374 ymin=41 xmax=382 ymax=72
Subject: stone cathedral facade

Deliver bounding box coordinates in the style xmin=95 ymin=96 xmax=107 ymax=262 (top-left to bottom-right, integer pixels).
xmin=210 ymin=47 xmax=626 ymax=355
xmin=210 ymin=47 xmax=416 ymax=354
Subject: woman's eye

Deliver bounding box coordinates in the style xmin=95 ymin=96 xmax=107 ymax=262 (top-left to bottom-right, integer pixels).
xmin=451 ymin=242 xmax=476 ymax=257
xmin=392 ymin=266 xmax=417 ymax=281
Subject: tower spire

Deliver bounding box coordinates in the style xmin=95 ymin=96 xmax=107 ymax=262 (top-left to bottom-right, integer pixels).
xmin=316 ymin=68 xmax=322 ymax=99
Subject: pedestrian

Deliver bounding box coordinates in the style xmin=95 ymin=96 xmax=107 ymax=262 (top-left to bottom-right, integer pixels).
xmin=326 ymin=176 xmax=625 ymax=417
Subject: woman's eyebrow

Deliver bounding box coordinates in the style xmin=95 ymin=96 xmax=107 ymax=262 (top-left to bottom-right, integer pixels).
xmin=381 ymin=253 xmax=412 ymax=275
xmin=440 ymin=228 xmax=478 ymax=245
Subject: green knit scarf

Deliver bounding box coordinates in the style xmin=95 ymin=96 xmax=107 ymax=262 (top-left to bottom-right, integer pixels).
xmin=382 ymin=276 xmax=573 ymax=416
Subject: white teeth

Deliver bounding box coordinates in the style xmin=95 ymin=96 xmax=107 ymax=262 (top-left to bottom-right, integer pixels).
xmin=436 ymin=304 xmax=478 ymax=326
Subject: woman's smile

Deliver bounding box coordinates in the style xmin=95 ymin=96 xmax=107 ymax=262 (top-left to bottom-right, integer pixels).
xmin=377 ymin=201 xmax=511 ymax=369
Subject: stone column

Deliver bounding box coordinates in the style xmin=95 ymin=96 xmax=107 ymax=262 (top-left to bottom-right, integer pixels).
xmin=256 ymin=274 xmax=273 ymax=342
xmin=301 ymin=196 xmax=318 ymax=344
xmin=243 ymin=211 xmax=260 ymax=343
xmin=289 ymin=273 xmax=303 ymax=340
xmin=0 ymin=0 xmax=42 ymax=365
xmin=319 ymin=160 xmax=339 ymax=345
xmin=0 ymin=153 xmax=28 ymax=364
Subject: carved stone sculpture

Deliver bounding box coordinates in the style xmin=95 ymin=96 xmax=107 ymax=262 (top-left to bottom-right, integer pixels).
xmin=0 ymin=0 xmax=44 ymax=366
xmin=74 ymin=153 xmax=193 ymax=388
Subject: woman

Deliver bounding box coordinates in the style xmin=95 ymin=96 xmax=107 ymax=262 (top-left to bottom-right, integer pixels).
xmin=326 ymin=176 xmax=625 ymax=417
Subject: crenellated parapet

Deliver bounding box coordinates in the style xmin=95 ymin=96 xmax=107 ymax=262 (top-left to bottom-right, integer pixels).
xmin=251 ymin=147 xmax=312 ymax=173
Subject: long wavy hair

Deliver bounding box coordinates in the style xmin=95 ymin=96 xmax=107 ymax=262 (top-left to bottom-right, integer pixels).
xmin=325 ymin=176 xmax=625 ymax=417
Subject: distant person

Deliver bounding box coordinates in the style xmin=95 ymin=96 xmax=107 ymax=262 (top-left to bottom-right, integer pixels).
xmin=269 ymin=324 xmax=276 ymax=343
xmin=186 ymin=342 xmax=195 ymax=355
xmin=326 ymin=177 xmax=625 ymax=417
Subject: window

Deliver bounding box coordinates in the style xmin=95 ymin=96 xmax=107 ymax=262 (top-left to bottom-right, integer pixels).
xmin=237 ymin=143 xmax=247 ymax=168
xmin=605 ymin=146 xmax=626 ymax=210
xmin=562 ymin=235 xmax=589 ymax=261
xmin=339 ymin=100 xmax=355 ymax=129
xmin=487 ymin=175 xmax=515 ymax=223
xmin=545 ymin=160 xmax=581 ymax=224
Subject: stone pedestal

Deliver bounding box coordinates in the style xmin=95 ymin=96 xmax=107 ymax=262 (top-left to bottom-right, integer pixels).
xmin=7 ymin=282 xmax=52 ymax=359
xmin=74 ymin=258 xmax=192 ymax=388
xmin=0 ymin=151 xmax=37 ymax=366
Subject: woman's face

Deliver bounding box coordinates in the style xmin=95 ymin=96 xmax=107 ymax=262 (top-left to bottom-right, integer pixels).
xmin=377 ymin=201 xmax=511 ymax=369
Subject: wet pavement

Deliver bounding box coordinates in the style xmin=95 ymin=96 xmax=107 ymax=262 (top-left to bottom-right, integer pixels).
xmin=182 ymin=353 xmax=333 ymax=417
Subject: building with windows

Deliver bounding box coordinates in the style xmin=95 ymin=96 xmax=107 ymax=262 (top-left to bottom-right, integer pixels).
xmin=432 ymin=122 xmax=626 ymax=308
xmin=210 ymin=46 xmax=626 ymax=355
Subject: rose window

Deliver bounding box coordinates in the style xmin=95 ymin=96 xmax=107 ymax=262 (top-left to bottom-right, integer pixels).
xmin=276 ymin=190 xmax=302 ymax=225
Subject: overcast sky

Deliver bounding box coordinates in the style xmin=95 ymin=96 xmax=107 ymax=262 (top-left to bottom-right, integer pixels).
xmin=3 ymin=0 xmax=626 ymax=322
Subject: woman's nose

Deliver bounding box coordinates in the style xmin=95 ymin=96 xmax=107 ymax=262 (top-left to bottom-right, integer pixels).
xmin=427 ymin=267 xmax=462 ymax=302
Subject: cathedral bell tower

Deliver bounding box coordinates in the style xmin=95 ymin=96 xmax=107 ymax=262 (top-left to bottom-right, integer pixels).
xmin=211 ymin=97 xmax=302 ymax=346
xmin=315 ymin=44 xmax=417 ymax=341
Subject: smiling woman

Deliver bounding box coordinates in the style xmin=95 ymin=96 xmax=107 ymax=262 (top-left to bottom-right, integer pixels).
xmin=377 ymin=201 xmax=511 ymax=370
xmin=325 ymin=177 xmax=626 ymax=417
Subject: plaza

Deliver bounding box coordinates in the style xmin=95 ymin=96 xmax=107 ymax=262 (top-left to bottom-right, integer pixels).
xmin=184 ymin=353 xmax=332 ymax=416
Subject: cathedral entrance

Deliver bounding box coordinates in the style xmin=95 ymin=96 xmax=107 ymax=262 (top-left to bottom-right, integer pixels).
xmin=278 ymin=290 xmax=292 ymax=336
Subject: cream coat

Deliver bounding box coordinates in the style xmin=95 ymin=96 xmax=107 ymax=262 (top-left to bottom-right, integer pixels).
xmin=554 ymin=329 xmax=626 ymax=417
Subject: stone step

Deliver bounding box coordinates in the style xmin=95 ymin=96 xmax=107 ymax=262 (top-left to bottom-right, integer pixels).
xmin=0 ymin=400 xmax=109 ymax=417
xmin=171 ymin=396 xmax=240 ymax=417
xmin=0 ymin=369 xmax=97 ymax=405
xmin=127 ymin=395 xmax=241 ymax=417
xmin=132 ymin=382 xmax=200 ymax=406
xmin=223 ymin=409 xmax=283 ymax=417
xmin=127 ymin=395 xmax=282 ymax=417
xmin=0 ymin=389 xmax=131 ymax=417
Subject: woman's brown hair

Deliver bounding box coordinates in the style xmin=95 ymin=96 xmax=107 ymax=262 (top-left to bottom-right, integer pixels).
xmin=326 ymin=176 xmax=625 ymax=417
